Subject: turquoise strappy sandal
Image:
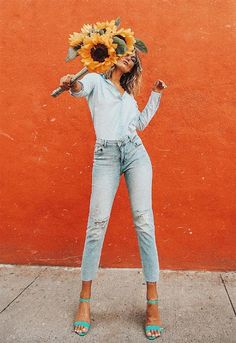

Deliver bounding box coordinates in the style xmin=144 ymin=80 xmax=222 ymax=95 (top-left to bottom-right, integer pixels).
xmin=145 ymin=299 xmax=164 ymax=340
xmin=73 ymin=297 xmax=91 ymax=336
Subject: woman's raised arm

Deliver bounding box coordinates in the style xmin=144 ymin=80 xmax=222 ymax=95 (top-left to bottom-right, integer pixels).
xmin=135 ymin=79 xmax=167 ymax=131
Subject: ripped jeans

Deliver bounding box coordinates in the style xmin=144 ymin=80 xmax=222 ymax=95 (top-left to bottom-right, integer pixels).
xmin=81 ymin=133 xmax=160 ymax=282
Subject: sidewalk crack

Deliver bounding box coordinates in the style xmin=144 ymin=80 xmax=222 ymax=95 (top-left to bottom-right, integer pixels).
xmin=220 ymin=274 xmax=236 ymax=317
xmin=0 ymin=267 xmax=47 ymax=314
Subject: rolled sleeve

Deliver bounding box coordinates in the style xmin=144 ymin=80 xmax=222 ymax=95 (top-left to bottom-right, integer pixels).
xmin=69 ymin=72 xmax=98 ymax=98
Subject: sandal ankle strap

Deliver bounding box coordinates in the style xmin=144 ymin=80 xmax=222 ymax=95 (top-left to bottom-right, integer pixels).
xmin=147 ymin=299 xmax=159 ymax=304
xmin=79 ymin=297 xmax=91 ymax=302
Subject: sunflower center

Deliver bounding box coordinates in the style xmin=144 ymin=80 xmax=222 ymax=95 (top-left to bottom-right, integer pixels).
xmin=90 ymin=44 xmax=109 ymax=62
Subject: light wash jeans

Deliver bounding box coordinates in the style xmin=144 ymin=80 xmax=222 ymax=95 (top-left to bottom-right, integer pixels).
xmin=81 ymin=133 xmax=160 ymax=282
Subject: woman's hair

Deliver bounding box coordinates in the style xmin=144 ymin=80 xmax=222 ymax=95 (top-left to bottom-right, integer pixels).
xmin=103 ymin=49 xmax=143 ymax=96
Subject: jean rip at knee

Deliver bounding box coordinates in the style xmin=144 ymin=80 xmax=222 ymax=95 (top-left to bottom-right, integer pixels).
xmin=86 ymin=215 xmax=109 ymax=241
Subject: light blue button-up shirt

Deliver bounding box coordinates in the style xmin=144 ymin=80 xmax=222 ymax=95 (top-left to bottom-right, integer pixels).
xmin=69 ymin=72 xmax=162 ymax=140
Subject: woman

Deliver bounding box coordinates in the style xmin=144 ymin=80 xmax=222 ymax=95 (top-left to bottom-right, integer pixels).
xmin=60 ymin=48 xmax=167 ymax=340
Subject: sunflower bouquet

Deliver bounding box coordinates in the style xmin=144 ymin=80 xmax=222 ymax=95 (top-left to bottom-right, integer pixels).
xmin=51 ymin=17 xmax=147 ymax=97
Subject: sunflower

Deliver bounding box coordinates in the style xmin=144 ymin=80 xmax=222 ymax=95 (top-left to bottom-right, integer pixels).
xmin=78 ymin=32 xmax=119 ymax=73
xmin=68 ymin=32 xmax=86 ymax=49
xmin=94 ymin=19 xmax=117 ymax=34
xmin=113 ymin=27 xmax=136 ymax=55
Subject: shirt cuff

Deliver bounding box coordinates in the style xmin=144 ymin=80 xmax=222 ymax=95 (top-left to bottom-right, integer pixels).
xmin=69 ymin=81 xmax=84 ymax=96
xmin=151 ymin=90 xmax=162 ymax=97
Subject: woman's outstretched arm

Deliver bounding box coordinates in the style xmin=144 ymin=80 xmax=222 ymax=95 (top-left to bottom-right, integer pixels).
xmin=59 ymin=72 xmax=98 ymax=98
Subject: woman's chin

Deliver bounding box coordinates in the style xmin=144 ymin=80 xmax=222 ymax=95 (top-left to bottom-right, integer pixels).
xmin=117 ymin=65 xmax=128 ymax=73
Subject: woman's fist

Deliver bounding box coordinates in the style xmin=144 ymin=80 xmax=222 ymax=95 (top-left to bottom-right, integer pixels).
xmin=59 ymin=74 xmax=75 ymax=91
xmin=152 ymin=80 xmax=167 ymax=93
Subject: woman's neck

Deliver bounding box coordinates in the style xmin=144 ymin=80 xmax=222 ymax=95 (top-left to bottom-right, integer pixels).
xmin=110 ymin=69 xmax=123 ymax=84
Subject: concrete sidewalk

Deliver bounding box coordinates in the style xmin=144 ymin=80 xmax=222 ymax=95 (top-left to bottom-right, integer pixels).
xmin=0 ymin=265 xmax=235 ymax=343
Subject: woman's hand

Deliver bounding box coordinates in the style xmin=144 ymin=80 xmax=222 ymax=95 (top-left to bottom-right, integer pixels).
xmin=152 ymin=80 xmax=167 ymax=93
xmin=59 ymin=74 xmax=81 ymax=92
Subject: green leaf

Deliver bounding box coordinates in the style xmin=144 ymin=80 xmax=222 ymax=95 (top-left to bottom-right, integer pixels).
xmin=114 ymin=17 xmax=120 ymax=27
xmin=134 ymin=38 xmax=148 ymax=53
xmin=113 ymin=36 xmax=127 ymax=55
xmin=65 ymin=47 xmax=78 ymax=62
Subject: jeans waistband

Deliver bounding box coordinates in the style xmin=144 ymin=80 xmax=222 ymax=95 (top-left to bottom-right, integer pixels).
xmin=96 ymin=133 xmax=137 ymax=147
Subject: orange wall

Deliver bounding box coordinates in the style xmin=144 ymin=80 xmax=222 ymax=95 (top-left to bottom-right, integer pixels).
xmin=0 ymin=0 xmax=235 ymax=270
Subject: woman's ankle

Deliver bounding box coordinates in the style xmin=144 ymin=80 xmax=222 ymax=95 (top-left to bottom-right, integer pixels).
xmin=80 ymin=280 xmax=92 ymax=298
xmin=146 ymin=281 xmax=158 ymax=299
xmin=80 ymin=292 xmax=91 ymax=299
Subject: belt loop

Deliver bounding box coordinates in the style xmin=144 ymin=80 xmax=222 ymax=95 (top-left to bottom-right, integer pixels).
xmin=103 ymin=140 xmax=107 ymax=147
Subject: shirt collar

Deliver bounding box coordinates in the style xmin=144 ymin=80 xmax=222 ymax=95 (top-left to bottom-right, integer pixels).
xmin=100 ymin=73 xmax=127 ymax=98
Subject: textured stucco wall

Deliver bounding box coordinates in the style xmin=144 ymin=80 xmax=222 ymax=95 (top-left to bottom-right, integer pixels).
xmin=0 ymin=0 xmax=235 ymax=270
